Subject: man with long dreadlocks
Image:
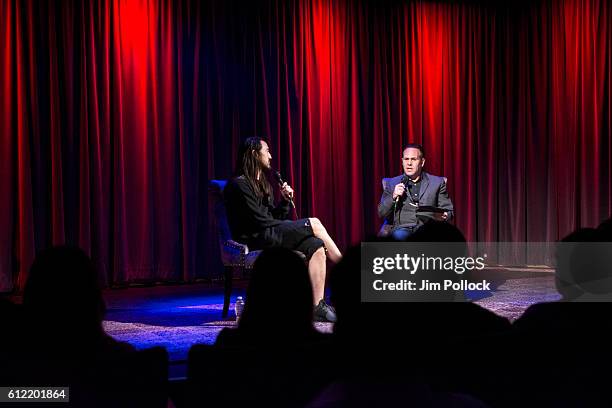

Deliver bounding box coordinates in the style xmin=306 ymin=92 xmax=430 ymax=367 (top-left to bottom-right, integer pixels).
xmin=225 ymin=137 xmax=341 ymax=322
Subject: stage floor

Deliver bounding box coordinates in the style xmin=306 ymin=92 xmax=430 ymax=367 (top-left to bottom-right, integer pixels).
xmin=102 ymin=267 xmax=560 ymax=378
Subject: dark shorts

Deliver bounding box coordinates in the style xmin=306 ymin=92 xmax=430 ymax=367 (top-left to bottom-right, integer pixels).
xmin=251 ymin=218 xmax=325 ymax=261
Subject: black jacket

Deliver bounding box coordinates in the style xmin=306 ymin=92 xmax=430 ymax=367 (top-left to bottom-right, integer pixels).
xmin=224 ymin=175 xmax=291 ymax=246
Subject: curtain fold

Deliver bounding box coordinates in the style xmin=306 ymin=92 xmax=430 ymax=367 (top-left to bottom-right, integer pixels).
xmin=1 ymin=0 xmax=611 ymax=290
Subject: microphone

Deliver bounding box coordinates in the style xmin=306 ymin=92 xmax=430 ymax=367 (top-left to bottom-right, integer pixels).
xmin=274 ymin=171 xmax=296 ymax=208
xmin=393 ymin=175 xmax=409 ymax=214
xmin=394 ymin=175 xmax=409 ymax=204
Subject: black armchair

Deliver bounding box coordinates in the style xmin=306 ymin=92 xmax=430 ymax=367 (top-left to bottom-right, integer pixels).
xmin=209 ymin=180 xmax=262 ymax=318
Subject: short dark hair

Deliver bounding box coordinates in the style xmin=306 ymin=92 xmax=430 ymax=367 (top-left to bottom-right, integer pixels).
xmin=402 ymin=143 xmax=425 ymax=158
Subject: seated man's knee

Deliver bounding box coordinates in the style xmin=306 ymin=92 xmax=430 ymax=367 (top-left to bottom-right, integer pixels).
xmin=309 ymin=217 xmax=321 ymax=227
xmin=309 ymin=217 xmax=321 ymax=233
xmin=309 ymin=218 xmax=326 ymax=234
xmin=312 ymin=246 xmax=326 ymax=261
xmin=391 ymin=228 xmax=413 ymax=241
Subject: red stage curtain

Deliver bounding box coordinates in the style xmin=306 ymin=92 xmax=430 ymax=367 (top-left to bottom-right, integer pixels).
xmin=1 ymin=0 xmax=610 ymax=290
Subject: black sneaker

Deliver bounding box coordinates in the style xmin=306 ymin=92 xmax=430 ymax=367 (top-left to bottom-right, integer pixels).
xmin=313 ymin=299 xmax=337 ymax=323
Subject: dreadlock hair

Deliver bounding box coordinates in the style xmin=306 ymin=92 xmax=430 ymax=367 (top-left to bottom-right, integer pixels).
xmin=235 ymin=137 xmax=273 ymax=199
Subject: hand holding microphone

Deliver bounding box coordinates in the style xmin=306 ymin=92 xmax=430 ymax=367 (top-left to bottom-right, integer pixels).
xmin=393 ymin=175 xmax=410 ymax=203
xmin=392 ymin=183 xmax=406 ymax=202
xmin=280 ymin=183 xmax=294 ymax=202
xmin=274 ymin=171 xmax=296 ymax=208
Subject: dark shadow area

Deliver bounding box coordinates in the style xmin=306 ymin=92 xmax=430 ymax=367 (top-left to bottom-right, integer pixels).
xmin=3 ymin=219 xmax=612 ymax=407
xmin=0 ymin=246 xmax=169 ymax=408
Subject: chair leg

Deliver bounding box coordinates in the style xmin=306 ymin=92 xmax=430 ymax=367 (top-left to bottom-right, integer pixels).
xmin=222 ymin=266 xmax=233 ymax=318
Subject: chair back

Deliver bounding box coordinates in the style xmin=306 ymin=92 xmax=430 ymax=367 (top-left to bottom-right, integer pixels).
xmin=379 ymin=178 xmax=393 ymax=237
xmin=209 ymin=180 xmax=233 ymax=245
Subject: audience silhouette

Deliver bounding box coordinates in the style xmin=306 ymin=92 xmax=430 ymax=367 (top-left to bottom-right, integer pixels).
xmin=2 ymin=246 xmax=168 ymax=408
xmin=3 ymin=218 xmax=612 ymax=407
xmin=215 ymin=247 xmax=328 ymax=346
xmin=510 ymin=221 xmax=612 ymax=405
xmin=188 ymin=248 xmax=332 ymax=407
xmin=22 ymin=246 xmax=116 ymax=351
xmin=324 ymin=222 xmax=509 ymax=406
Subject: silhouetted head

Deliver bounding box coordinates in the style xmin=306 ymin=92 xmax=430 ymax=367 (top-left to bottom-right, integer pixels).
xmin=556 ymin=228 xmax=612 ymax=299
xmin=239 ymin=248 xmax=313 ymax=336
xmin=408 ymin=221 xmax=466 ymax=243
xmin=407 ymin=221 xmax=468 ymax=263
xmin=597 ymin=217 xmax=612 ymax=241
xmin=569 ymin=231 xmax=612 ymax=296
xmin=555 ymin=229 xmax=595 ymax=300
xmin=330 ymin=237 xmax=401 ymax=336
xmin=23 ymin=246 xmax=106 ymax=336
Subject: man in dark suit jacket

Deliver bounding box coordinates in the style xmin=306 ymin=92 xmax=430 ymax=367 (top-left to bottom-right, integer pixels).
xmin=378 ymin=144 xmax=454 ymax=240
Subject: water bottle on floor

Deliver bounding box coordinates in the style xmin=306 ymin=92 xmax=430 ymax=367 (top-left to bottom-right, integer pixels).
xmin=234 ymin=296 xmax=245 ymax=322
